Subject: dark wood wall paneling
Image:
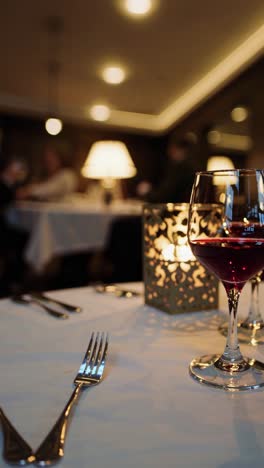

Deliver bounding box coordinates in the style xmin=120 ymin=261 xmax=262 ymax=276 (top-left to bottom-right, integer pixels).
xmin=164 ymin=55 xmax=264 ymax=170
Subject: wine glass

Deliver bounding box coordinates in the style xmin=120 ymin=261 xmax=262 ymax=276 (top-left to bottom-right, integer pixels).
xmin=219 ymin=271 xmax=264 ymax=346
xmin=188 ymin=169 xmax=264 ymax=391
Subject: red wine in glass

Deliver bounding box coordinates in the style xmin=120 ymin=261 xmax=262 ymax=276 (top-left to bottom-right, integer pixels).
xmin=191 ymin=237 xmax=264 ymax=292
xmin=188 ymin=169 xmax=264 ymax=391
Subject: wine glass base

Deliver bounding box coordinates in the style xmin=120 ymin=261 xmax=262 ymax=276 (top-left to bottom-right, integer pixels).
xmin=189 ymin=354 xmax=264 ymax=391
xmin=219 ymin=322 xmax=264 ymax=346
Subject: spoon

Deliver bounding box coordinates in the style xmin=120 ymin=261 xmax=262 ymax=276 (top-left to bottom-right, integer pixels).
xmin=95 ymin=284 xmax=141 ymax=298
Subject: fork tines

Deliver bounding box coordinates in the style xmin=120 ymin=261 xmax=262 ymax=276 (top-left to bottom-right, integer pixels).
xmin=75 ymin=332 xmax=108 ymax=384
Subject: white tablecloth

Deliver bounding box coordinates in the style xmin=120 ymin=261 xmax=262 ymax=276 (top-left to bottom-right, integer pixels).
xmin=1 ymin=282 xmax=264 ymax=468
xmin=7 ymin=199 xmax=142 ymax=272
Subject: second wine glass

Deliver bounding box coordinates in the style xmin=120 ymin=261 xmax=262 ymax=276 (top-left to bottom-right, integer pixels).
xmin=219 ymin=271 xmax=264 ymax=345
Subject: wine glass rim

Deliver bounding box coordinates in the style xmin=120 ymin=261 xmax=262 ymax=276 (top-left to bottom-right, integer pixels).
xmin=196 ymin=168 xmax=263 ymax=176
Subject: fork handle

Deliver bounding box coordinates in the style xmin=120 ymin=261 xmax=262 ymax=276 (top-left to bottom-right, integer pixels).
xmin=0 ymin=407 xmax=35 ymax=465
xmin=34 ymin=384 xmax=83 ymax=466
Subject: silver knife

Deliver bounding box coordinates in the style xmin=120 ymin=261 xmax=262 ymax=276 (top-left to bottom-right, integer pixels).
xmin=0 ymin=407 xmax=35 ymax=465
xmin=30 ymin=293 xmax=82 ymax=313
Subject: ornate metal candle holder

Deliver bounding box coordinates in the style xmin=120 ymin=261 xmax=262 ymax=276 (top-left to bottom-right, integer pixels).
xmin=143 ymin=203 xmax=218 ymax=314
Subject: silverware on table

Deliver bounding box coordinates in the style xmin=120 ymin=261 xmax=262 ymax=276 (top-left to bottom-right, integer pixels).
xmin=30 ymin=292 xmax=82 ymax=313
xmin=12 ymin=295 xmax=69 ymax=320
xmin=35 ymin=332 xmax=109 ymax=466
xmin=95 ymin=284 xmax=141 ymax=298
xmin=0 ymin=407 xmax=35 ymax=465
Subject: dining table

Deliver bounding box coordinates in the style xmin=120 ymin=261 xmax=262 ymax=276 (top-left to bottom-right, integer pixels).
xmin=7 ymin=197 xmax=142 ymax=272
xmin=1 ymin=281 xmax=264 ymax=467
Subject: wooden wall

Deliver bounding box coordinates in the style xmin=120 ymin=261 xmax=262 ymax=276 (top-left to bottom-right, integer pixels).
xmin=164 ymin=55 xmax=264 ymax=170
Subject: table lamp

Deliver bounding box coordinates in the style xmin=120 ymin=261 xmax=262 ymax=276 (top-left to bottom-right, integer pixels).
xmin=207 ymin=156 xmax=235 ymax=185
xmin=207 ymin=156 xmax=237 ymax=207
xmin=81 ymin=140 xmax=137 ymax=205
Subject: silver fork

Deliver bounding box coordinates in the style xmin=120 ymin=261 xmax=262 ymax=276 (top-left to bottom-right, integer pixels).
xmin=34 ymin=332 xmax=109 ymax=466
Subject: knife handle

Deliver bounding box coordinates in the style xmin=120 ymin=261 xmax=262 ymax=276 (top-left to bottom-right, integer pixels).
xmin=32 ymin=293 xmax=81 ymax=313
xmin=34 ymin=384 xmax=82 ymax=466
xmin=0 ymin=407 xmax=35 ymax=465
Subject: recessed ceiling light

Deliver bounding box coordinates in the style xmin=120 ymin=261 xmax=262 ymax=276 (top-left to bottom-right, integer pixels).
xmin=90 ymin=105 xmax=110 ymax=122
xmin=124 ymin=0 xmax=152 ymax=16
xmin=231 ymin=106 xmax=248 ymax=122
xmin=102 ymin=66 xmax=126 ymax=85
xmin=45 ymin=117 xmax=63 ymax=135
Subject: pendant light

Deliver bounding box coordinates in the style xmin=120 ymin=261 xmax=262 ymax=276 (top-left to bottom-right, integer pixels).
xmin=44 ymin=16 xmax=64 ymax=135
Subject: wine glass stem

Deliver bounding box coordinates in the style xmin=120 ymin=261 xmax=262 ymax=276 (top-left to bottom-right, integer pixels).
xmin=247 ymin=277 xmax=262 ymax=325
xmin=216 ymin=288 xmax=248 ymax=371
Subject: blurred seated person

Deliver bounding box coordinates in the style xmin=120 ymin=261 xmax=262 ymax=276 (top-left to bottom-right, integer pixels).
xmin=137 ymin=138 xmax=196 ymax=203
xmin=0 ymin=156 xmax=27 ymax=205
xmin=0 ymin=157 xmax=29 ymax=293
xmin=17 ymin=146 xmax=78 ymax=201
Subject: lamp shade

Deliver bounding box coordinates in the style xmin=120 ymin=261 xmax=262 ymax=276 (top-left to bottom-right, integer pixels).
xmin=206 ymin=156 xmax=234 ymax=171
xmin=81 ymin=141 xmax=137 ymax=179
xmin=207 ymin=156 xmax=236 ymax=185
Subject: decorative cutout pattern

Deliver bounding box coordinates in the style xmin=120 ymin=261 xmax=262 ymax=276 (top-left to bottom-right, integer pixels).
xmin=143 ymin=203 xmax=218 ymax=314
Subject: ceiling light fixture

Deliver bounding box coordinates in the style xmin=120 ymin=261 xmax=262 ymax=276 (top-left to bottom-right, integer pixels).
xmin=45 ymin=118 xmax=63 ymax=136
xmin=231 ymin=106 xmax=248 ymax=122
xmin=44 ymin=16 xmax=64 ymax=135
xmin=90 ymin=105 xmax=111 ymax=122
xmin=124 ymin=0 xmax=152 ymax=16
xmin=102 ymin=66 xmax=126 ymax=85
xmin=45 ymin=60 xmax=63 ymax=136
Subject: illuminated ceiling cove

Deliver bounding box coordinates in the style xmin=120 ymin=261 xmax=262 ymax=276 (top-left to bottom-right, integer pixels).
xmin=0 ymin=1 xmax=263 ymax=133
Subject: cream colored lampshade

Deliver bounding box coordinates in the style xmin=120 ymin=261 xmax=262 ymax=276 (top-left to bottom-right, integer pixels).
xmin=207 ymin=156 xmax=236 ymax=185
xmin=206 ymin=156 xmax=235 ymax=172
xmin=81 ymin=141 xmax=137 ymax=179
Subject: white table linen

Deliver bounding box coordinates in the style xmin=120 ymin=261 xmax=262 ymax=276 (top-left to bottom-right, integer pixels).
xmin=7 ymin=199 xmax=142 ymax=272
xmin=1 ymin=282 xmax=264 ymax=468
